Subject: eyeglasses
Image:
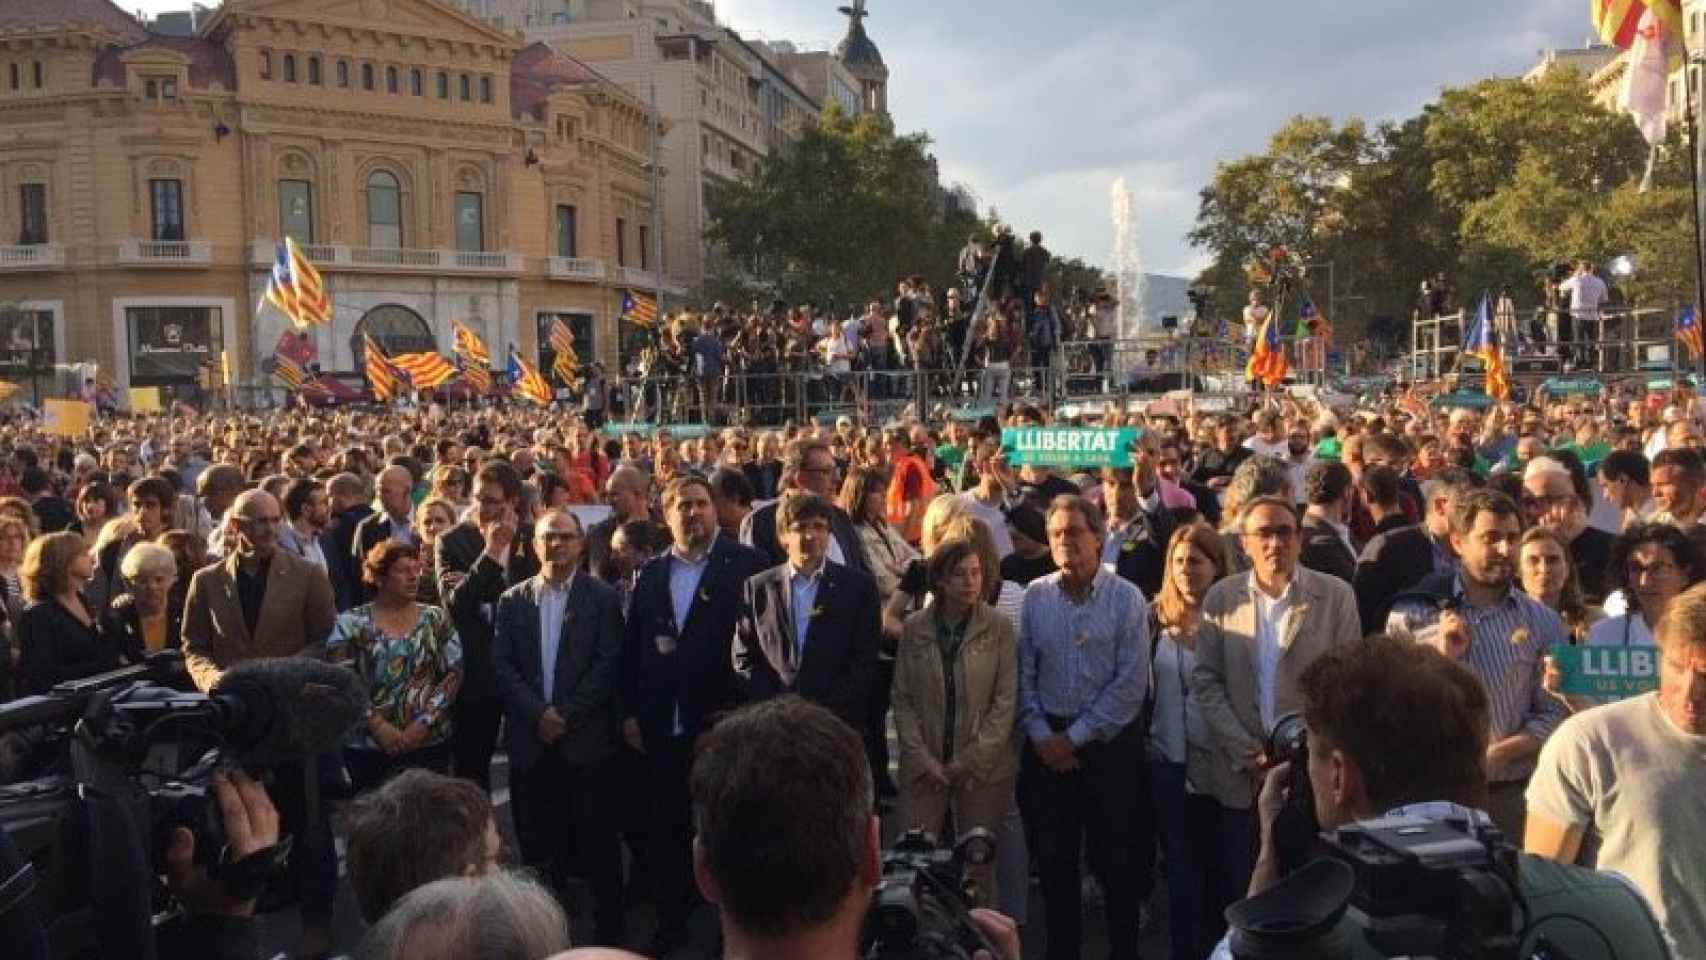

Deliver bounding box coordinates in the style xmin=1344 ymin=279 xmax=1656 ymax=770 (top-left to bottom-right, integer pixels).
xmin=1628 ymin=560 xmax=1680 ymax=579
xmin=540 ymin=530 xmax=582 ymax=542
xmin=1242 ymin=526 xmax=1298 ymax=543
xmin=1522 ymin=494 xmax=1576 ymax=512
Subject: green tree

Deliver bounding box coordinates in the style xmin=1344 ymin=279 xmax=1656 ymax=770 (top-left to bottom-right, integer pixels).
xmin=705 ymin=109 xmax=973 ymax=308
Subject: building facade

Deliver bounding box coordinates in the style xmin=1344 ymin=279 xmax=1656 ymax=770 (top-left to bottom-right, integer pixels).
xmin=0 ymin=0 xmax=658 ymax=404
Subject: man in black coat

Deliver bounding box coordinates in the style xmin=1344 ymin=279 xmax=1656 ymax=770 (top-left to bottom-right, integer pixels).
xmin=436 ymin=460 xmax=539 ymax=791
xmin=1354 ymin=469 xmax=1472 ymax=634
xmin=739 ymin=437 xmax=869 ymax=576
xmin=1102 ymin=461 xmax=1177 ymax=598
xmin=320 ymin=472 xmax=372 ymax=612
xmin=1300 ymin=461 xmax=1357 ymax=584
xmin=492 ymin=508 xmax=625 ymax=944
xmin=622 ymin=474 xmax=768 ymax=954
xmin=733 ymin=491 xmax=879 ymax=731
xmin=350 ymin=465 xmax=418 ymax=599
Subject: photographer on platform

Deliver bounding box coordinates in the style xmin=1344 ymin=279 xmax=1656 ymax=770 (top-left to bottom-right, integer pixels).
xmin=1212 ymin=637 xmax=1671 ymax=959
xmin=689 ymin=696 xmax=1019 ymax=960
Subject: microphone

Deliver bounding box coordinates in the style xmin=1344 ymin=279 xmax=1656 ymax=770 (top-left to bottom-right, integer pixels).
xmin=211 ymin=658 xmax=368 ymax=764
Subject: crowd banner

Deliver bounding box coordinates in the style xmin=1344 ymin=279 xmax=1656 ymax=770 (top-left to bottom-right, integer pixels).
xmin=1002 ymin=426 xmax=1141 ymax=469
xmin=129 ymin=387 xmax=162 ymax=412
xmin=42 ymin=398 xmax=90 ymax=436
xmin=1551 ymin=644 xmax=1660 ymax=700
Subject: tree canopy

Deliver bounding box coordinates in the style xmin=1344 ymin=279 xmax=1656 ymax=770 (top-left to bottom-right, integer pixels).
xmin=1188 ymin=69 xmax=1692 ymax=351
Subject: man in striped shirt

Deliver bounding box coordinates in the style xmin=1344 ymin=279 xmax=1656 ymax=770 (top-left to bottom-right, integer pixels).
xmin=1387 ymin=488 xmax=1567 ymax=840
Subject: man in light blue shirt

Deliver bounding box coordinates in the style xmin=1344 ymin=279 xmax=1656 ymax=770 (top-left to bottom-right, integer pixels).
xmin=1017 ymin=495 xmax=1149 ymax=960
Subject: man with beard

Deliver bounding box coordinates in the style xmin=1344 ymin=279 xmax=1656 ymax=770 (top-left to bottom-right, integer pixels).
xmin=1385 ymin=489 xmax=1567 ymax=840
xmin=1189 ymin=417 xmax=1252 ymax=495
xmin=1522 ymin=456 xmax=1614 ymax=602
xmin=278 ymin=476 xmax=330 ymax=570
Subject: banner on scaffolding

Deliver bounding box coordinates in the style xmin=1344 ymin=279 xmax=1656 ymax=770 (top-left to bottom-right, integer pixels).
xmin=1002 ymin=426 xmax=1143 ymax=469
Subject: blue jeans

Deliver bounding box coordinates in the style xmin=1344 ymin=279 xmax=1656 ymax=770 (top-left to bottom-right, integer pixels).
xmin=1148 ymin=760 xmax=1255 ymax=960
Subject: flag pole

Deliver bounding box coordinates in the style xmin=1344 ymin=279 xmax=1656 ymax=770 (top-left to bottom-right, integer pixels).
xmin=1688 ymin=52 xmax=1706 ymax=383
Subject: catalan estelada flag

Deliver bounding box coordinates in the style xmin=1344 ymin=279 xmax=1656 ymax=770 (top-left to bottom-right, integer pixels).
xmin=1593 ymin=0 xmax=1683 ymax=49
xmin=1465 ymin=294 xmax=1509 ymax=401
xmin=1678 ymin=306 xmax=1704 ymax=361
xmin=508 ymin=349 xmax=554 ymax=406
xmin=391 ymin=352 xmax=459 ymax=390
xmin=548 ymin=317 xmax=581 ymax=386
xmin=363 ymin=334 xmax=408 ymax=402
xmin=622 ymin=289 xmax=658 ymax=328
xmin=264 ymin=238 xmax=332 ymax=328
xmin=1245 ymin=313 xmax=1288 ymax=387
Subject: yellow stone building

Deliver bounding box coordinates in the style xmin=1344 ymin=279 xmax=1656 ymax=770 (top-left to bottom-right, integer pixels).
xmin=0 ymin=0 xmax=661 ymax=404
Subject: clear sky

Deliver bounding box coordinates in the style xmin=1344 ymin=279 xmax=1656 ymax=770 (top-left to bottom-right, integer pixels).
xmin=123 ymin=0 xmax=1596 ymax=279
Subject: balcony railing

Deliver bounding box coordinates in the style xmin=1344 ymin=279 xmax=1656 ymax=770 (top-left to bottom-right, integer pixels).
xmin=247 ymin=241 xmax=522 ymax=276
xmin=0 ymin=243 xmax=63 ymax=270
xmin=617 ymin=266 xmax=659 ymax=288
xmin=547 ymin=256 xmax=606 ymax=281
xmin=117 ymin=239 xmax=213 ymax=265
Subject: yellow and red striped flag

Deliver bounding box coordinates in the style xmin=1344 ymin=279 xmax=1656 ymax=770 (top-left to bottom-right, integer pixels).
xmin=363 ymin=334 xmax=408 ymax=402
xmin=548 ymin=317 xmax=581 ymax=386
xmin=1245 ymin=314 xmax=1289 ymax=388
xmin=264 ymin=238 xmax=332 ymax=328
xmin=621 ymin=289 xmax=658 ymax=328
xmin=507 ymin=350 xmax=554 ymax=406
xmin=1593 ymin=0 xmax=1682 ymax=49
xmin=452 ymin=320 xmax=492 ymax=393
xmin=391 ymin=352 xmax=459 ymax=390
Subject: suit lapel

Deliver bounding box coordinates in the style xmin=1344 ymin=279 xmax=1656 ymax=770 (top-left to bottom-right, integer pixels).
xmin=767 ymin=569 xmax=799 ymax=680
xmin=219 ymin=554 xmax=253 ymax=648
xmin=801 ymin=564 xmax=838 ymax=663
xmin=678 ymin=540 xmax=725 ymax=637
xmin=1278 ymin=575 xmax=1314 ymax=656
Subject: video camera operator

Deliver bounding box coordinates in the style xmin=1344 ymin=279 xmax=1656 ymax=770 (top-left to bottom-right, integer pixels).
xmin=0 ymin=767 xmax=283 ymax=960
xmin=689 ymin=696 xmax=1020 ymax=960
xmin=1211 ymin=637 xmax=1672 ymax=959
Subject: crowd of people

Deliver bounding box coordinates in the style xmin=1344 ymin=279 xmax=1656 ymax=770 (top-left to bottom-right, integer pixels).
xmin=0 ymin=370 xmax=1702 ymax=959
xmin=619 ymin=232 xmax=1116 ymax=425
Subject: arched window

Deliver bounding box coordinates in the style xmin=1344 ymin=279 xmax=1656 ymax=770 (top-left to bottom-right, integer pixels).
xmin=260 ymin=50 xmax=272 ymax=79
xmin=282 ymin=54 xmax=296 ymax=82
xmin=353 ymin=305 xmax=435 ymax=374
xmin=436 ymin=71 xmax=448 ymax=99
xmin=385 ymin=66 xmax=399 ymax=94
xmin=458 ymin=73 xmax=470 ymax=101
xmin=361 ymin=62 xmax=374 ymax=91
xmin=410 ymin=68 xmax=423 ymax=96
xmin=307 ymin=56 xmax=321 ymax=85
xmin=366 ymin=171 xmax=402 ymax=249
xmin=336 ymin=59 xmax=349 ymax=87
xmin=479 ymin=75 xmax=492 ymax=104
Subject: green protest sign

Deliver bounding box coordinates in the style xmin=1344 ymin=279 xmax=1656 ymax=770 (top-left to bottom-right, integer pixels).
xmin=1001 ymin=427 xmax=1140 ymax=469
xmin=1551 ymin=644 xmax=1660 ymax=700
xmin=1542 ymin=377 xmax=1602 ymax=397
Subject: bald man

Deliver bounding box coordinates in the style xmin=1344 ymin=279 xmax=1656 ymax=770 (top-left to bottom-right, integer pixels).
xmin=586 ymin=464 xmax=661 ymax=583
xmin=352 ymin=463 xmax=419 ymax=601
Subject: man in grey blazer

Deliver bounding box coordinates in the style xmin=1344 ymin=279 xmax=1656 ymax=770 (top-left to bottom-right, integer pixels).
xmin=1190 ymin=495 xmax=1362 ymax=911
xmin=492 ymin=508 xmax=625 ymax=944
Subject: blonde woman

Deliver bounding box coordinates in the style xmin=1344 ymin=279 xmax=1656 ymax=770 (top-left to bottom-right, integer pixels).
xmin=891 ymin=537 xmax=1017 ymax=906
xmin=1147 ymin=523 xmax=1238 ymax=960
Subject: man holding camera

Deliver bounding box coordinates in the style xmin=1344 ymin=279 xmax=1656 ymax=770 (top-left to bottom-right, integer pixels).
xmin=690 ymin=696 xmax=1019 ymax=960
xmin=1213 ymin=638 xmax=1670 ymax=959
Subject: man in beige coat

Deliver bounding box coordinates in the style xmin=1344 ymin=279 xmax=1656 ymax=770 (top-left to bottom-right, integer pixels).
xmin=1190 ymin=495 xmax=1361 ymax=900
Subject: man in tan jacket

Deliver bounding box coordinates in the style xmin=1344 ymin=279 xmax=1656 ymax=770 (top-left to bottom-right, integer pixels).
xmin=179 ymin=488 xmax=339 ymax=958
xmin=1190 ymin=495 xmax=1361 ymax=907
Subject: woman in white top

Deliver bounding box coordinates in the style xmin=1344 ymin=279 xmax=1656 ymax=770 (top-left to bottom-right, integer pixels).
xmin=1147 ymin=522 xmax=1238 ymax=960
xmin=1546 ymin=522 xmax=1701 ymax=713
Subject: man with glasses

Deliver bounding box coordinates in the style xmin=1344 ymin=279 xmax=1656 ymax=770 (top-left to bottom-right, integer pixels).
xmin=491 ymin=509 xmax=626 ymax=945
xmin=180 ymin=489 xmax=339 ymax=959
xmin=1522 ymin=456 xmax=1614 ymax=602
xmin=437 ymin=460 xmax=540 ymax=791
xmin=739 ymin=438 xmax=869 ymax=576
xmin=1192 ymin=496 xmax=1361 ymax=906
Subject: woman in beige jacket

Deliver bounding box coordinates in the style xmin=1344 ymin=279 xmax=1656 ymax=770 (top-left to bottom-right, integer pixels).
xmin=891 ymin=536 xmax=1018 ymax=905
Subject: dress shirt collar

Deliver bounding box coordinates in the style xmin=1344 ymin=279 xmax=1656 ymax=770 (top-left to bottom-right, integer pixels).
xmin=1450 ymin=572 xmax=1515 ymax=611
xmin=788 ymin=557 xmax=826 ymax=585
xmin=670 ymin=533 xmax=716 ymax=566
xmin=541 ymin=570 xmax=576 ymax=597
xmin=1249 ymin=569 xmax=1298 ymax=604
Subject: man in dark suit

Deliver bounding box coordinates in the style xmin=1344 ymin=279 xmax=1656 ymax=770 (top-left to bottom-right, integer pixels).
xmin=1300 ymin=461 xmax=1357 ymax=584
xmin=321 ymin=472 xmax=372 ymax=611
xmin=351 ymin=465 xmax=418 ymax=599
xmin=492 ymin=508 xmax=625 ymax=944
xmin=586 ymin=464 xmax=658 ymax=583
xmin=622 ymin=474 xmax=767 ymax=955
xmin=733 ymin=491 xmax=879 ymax=731
xmin=437 ymin=460 xmax=539 ymax=791
xmin=738 ymin=437 xmax=869 ymax=576
xmin=1354 ymin=468 xmax=1473 ymax=634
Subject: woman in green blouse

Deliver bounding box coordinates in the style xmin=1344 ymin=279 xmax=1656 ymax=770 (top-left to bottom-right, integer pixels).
xmin=328 ymin=540 xmax=463 ymax=791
